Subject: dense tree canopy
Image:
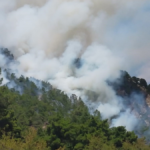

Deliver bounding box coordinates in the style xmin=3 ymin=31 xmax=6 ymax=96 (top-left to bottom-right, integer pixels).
xmin=0 ymin=70 xmax=150 ymax=150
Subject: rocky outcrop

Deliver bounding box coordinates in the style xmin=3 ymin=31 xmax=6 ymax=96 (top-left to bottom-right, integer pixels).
xmin=109 ymin=71 xmax=150 ymax=129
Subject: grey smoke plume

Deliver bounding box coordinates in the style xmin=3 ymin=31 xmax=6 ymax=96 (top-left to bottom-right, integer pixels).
xmin=0 ymin=0 xmax=150 ymax=131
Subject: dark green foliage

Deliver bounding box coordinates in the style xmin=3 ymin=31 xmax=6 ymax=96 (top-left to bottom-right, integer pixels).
xmin=0 ymin=86 xmax=21 ymax=138
xmin=111 ymin=71 xmax=149 ymax=96
xmin=41 ymin=110 xmax=138 ymax=149
xmin=140 ymin=78 xmax=147 ymax=88
xmin=0 ymin=71 xmax=149 ymax=150
xmin=0 ymin=48 xmax=14 ymax=61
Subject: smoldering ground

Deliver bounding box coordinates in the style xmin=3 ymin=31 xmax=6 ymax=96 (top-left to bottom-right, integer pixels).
xmin=0 ymin=0 xmax=150 ymax=132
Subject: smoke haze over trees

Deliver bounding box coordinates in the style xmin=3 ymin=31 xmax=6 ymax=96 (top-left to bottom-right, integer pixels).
xmin=0 ymin=0 xmax=150 ymax=149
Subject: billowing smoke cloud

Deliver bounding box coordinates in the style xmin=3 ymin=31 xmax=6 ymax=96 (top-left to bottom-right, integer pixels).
xmin=0 ymin=0 xmax=150 ymax=131
xmin=111 ymin=110 xmax=139 ymax=131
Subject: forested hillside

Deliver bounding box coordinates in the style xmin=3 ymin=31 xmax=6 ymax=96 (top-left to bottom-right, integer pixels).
xmin=1 ymin=0 xmax=150 ymax=149
xmin=109 ymin=71 xmax=150 ymax=140
xmin=0 ymin=68 xmax=150 ymax=150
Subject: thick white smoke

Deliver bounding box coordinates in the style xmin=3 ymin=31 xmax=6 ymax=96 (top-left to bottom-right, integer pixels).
xmin=0 ymin=0 xmax=150 ymax=131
